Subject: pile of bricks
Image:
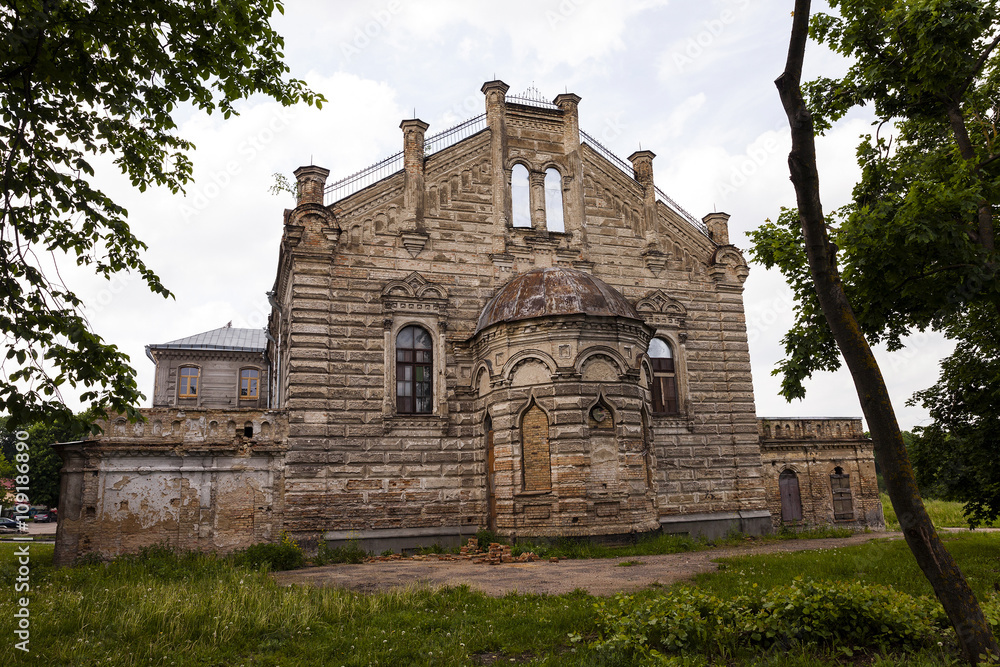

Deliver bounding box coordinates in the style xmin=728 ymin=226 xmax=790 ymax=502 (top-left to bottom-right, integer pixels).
xmin=363 ymin=538 xmax=549 ymax=565
xmin=459 ymin=538 xmax=481 ymax=557
xmin=469 ymin=542 xmax=540 ymax=565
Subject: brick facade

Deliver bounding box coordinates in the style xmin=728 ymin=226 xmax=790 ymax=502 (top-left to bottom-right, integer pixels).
xmin=53 ymin=81 xmax=882 ymax=563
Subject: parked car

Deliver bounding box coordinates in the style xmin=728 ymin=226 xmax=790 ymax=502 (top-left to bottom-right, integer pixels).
xmin=0 ymin=517 xmax=28 ymax=534
xmin=28 ymin=507 xmax=52 ymax=523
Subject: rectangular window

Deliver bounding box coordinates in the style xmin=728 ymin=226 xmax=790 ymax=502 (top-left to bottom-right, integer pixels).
xmin=651 ymin=357 xmax=678 ymax=414
xmin=179 ymin=367 xmax=199 ymax=398
xmin=240 ymin=369 xmax=259 ymax=399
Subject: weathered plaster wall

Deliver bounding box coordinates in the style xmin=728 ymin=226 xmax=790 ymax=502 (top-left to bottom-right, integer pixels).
xmin=53 ymin=409 xmax=286 ymax=565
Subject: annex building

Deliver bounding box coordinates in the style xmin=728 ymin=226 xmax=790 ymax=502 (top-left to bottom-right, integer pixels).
xmin=53 ymin=82 xmax=883 ymax=564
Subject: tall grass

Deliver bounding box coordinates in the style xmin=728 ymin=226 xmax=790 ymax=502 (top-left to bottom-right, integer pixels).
xmin=880 ymin=493 xmax=1000 ymax=530
xmin=2 ymin=534 xmax=997 ymax=665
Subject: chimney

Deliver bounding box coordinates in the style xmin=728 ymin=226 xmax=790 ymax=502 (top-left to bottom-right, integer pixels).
xmin=482 ymin=80 xmax=511 ymax=253
xmin=293 ymin=165 xmax=330 ymax=207
xmin=703 ymin=212 xmax=731 ymax=245
xmin=628 ymin=150 xmax=657 ymax=242
xmin=400 ymin=118 xmax=430 ymax=227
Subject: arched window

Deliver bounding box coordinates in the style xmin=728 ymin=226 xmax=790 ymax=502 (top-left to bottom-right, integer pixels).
xmin=240 ymin=368 xmax=260 ymax=400
xmin=179 ymin=366 xmax=199 ymax=398
xmin=544 ymin=168 xmax=564 ymax=232
xmin=648 ymin=338 xmax=678 ymax=414
xmin=396 ymin=325 xmax=433 ymax=414
xmin=831 ymin=467 xmax=854 ymax=520
xmin=522 ymin=404 xmax=551 ymax=491
xmin=511 ymin=164 xmax=531 ymax=228
xmin=779 ymin=469 xmax=803 ymax=522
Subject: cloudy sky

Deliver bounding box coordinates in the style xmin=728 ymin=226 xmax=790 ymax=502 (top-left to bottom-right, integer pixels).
xmin=64 ymin=0 xmax=952 ymax=430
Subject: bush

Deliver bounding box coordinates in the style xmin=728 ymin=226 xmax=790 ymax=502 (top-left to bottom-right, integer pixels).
xmin=313 ymin=538 xmax=366 ymax=565
xmin=231 ymin=533 xmax=305 ymax=571
xmin=589 ymin=578 xmax=949 ymax=660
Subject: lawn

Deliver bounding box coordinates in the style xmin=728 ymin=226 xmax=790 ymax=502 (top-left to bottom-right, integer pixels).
xmin=0 ymin=535 xmax=996 ymax=665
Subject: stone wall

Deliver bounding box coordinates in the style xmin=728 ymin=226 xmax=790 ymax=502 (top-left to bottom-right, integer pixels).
xmin=53 ymin=409 xmax=287 ymax=565
xmin=268 ymin=81 xmax=771 ymax=548
xmin=758 ymin=418 xmax=884 ymax=530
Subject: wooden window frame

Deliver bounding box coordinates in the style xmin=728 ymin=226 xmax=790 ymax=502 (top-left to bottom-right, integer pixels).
xmin=649 ymin=338 xmax=679 ymax=415
xmin=395 ymin=325 xmax=433 ymax=414
xmin=239 ymin=368 xmax=260 ymax=400
xmin=178 ymin=366 xmax=200 ymax=399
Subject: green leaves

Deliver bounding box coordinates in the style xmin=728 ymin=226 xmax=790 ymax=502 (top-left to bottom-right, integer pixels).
xmin=0 ymin=0 xmax=324 ymax=430
xmin=589 ymin=580 xmax=953 ymax=659
xmin=751 ymin=0 xmax=1000 ymax=402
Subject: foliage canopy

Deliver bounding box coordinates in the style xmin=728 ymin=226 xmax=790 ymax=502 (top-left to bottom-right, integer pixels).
xmin=0 ymin=0 xmax=323 ymax=431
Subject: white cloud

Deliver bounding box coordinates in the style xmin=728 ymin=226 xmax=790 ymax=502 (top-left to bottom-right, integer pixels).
xmin=16 ymin=4 xmax=952 ymax=433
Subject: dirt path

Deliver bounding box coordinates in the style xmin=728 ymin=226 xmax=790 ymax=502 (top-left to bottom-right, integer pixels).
xmin=275 ymin=531 xmax=921 ymax=597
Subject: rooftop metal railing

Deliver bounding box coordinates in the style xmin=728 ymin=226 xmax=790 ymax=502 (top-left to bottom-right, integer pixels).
xmin=324 ymin=114 xmax=488 ymax=206
xmin=322 ymin=109 xmax=709 ymax=240
xmin=323 ymin=150 xmax=404 ymax=206
xmin=505 ymin=86 xmax=560 ymax=110
xmin=579 ymin=129 xmax=708 ymax=237
xmin=423 ymin=113 xmax=487 ymax=156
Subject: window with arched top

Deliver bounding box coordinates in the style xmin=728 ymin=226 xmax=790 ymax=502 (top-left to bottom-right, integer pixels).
xmin=396 ymin=325 xmax=433 ymax=414
xmin=511 ymin=164 xmax=531 ymax=228
xmin=179 ymin=366 xmax=199 ymax=398
xmin=544 ymin=168 xmax=564 ymax=232
xmin=648 ymin=338 xmax=678 ymax=414
xmin=522 ymin=404 xmax=551 ymax=491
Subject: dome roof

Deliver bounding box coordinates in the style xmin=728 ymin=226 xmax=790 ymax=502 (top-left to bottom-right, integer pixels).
xmin=476 ymin=267 xmax=641 ymax=333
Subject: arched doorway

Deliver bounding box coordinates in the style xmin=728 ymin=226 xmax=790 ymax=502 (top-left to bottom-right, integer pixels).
xmin=779 ymin=469 xmax=803 ymax=522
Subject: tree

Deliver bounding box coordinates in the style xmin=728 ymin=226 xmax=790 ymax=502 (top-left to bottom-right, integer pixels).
xmin=764 ymin=0 xmax=998 ymax=662
xmin=0 ymin=0 xmax=324 ymax=432
xmin=908 ymin=305 xmax=1000 ymax=527
xmin=0 ymin=413 xmax=82 ymax=508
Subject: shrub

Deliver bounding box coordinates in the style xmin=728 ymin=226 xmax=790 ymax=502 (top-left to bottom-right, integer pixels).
xmin=231 ymin=533 xmax=305 ymax=571
xmin=589 ymin=578 xmax=949 ymax=661
xmin=313 ymin=538 xmax=366 ymax=565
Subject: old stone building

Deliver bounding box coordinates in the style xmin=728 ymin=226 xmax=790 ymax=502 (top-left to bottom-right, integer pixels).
xmin=53 ymin=81 xmax=883 ymax=564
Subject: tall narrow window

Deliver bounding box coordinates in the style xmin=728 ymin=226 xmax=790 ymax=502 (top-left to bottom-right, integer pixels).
xmin=544 ymin=168 xmax=564 ymax=232
xmin=240 ymin=369 xmax=260 ymax=400
xmin=511 ymin=164 xmax=531 ymax=228
xmin=396 ymin=325 xmax=433 ymax=414
xmin=522 ymin=404 xmax=551 ymax=491
xmin=779 ymin=469 xmax=803 ymax=522
xmin=179 ymin=366 xmax=199 ymax=398
xmin=648 ymin=338 xmax=678 ymax=414
xmin=831 ymin=467 xmax=854 ymax=520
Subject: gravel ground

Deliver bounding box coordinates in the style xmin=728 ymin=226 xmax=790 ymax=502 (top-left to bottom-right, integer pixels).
xmin=273 ymin=531 xmax=917 ymax=597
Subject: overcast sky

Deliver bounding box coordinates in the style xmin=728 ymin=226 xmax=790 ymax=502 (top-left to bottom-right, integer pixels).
xmin=62 ymin=0 xmax=952 ymax=430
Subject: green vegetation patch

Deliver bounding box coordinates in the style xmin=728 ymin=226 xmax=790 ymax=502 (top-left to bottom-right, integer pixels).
xmin=585 ymin=580 xmax=953 ymax=661
xmin=881 ymin=493 xmax=1000 ymax=530
xmin=694 ymin=532 xmax=1000 ymax=601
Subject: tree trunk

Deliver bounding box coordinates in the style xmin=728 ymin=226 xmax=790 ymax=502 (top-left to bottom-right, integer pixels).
xmin=776 ymin=1 xmax=999 ymax=664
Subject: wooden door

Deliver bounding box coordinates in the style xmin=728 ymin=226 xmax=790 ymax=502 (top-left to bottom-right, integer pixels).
xmin=779 ymin=470 xmax=803 ymax=522
xmin=486 ymin=427 xmax=497 ymax=532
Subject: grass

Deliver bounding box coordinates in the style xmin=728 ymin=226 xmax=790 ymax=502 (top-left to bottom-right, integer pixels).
xmin=881 ymin=493 xmax=1000 ymax=530
xmin=1 ymin=534 xmax=995 ymax=665
xmin=693 ymin=532 xmax=1000 ymax=601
